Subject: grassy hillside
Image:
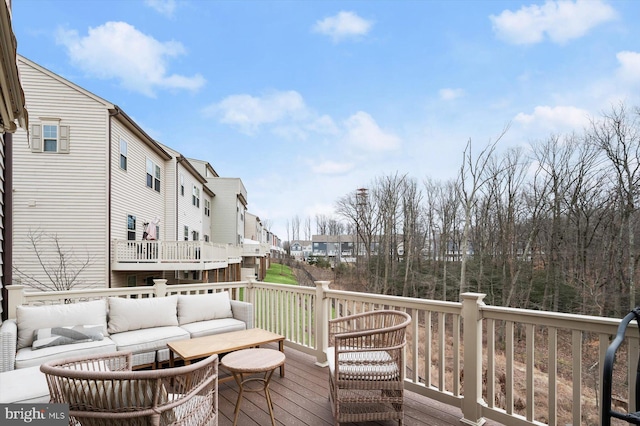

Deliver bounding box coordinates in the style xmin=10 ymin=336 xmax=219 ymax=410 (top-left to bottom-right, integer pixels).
xmin=264 ymin=262 xmax=297 ymax=285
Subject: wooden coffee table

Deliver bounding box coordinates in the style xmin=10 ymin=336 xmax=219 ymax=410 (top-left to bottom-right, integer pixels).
xmin=168 ymin=328 xmax=285 ymax=377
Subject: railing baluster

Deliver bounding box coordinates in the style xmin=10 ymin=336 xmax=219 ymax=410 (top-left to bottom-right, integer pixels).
xmin=506 ymin=320 xmax=514 ymax=415
xmin=526 ymin=323 xmax=535 ymax=421
xmin=487 ymin=318 xmax=496 ymax=409
xmin=549 ymin=326 xmax=558 ymax=426
xmin=572 ymin=330 xmax=582 ymax=425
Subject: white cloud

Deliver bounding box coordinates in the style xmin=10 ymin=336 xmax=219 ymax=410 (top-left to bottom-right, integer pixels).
xmin=308 ymin=115 xmax=340 ymax=135
xmin=490 ymin=0 xmax=616 ymax=45
xmin=616 ymin=51 xmax=640 ymax=84
xmin=56 ymin=22 xmax=205 ymax=97
xmin=311 ymin=160 xmax=355 ymax=175
xmin=514 ymin=105 xmax=591 ymax=131
xmin=312 ymin=11 xmax=373 ymax=42
xmin=204 ymin=90 xmax=308 ymax=134
xmin=145 ymin=0 xmax=177 ymax=17
xmin=344 ymin=111 xmax=401 ymax=152
xmin=439 ymin=88 xmax=465 ymax=101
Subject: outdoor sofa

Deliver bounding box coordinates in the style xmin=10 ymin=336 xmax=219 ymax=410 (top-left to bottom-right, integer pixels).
xmin=0 ymin=291 xmax=252 ymax=373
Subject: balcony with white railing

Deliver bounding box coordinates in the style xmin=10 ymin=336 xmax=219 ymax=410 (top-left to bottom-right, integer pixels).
xmin=6 ymin=280 xmax=636 ymax=426
xmin=111 ymin=240 xmax=237 ymax=271
xmin=241 ymin=242 xmax=270 ymax=257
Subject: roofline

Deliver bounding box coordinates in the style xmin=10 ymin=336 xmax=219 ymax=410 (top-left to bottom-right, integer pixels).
xmin=17 ymin=54 xmax=113 ymax=109
xmin=1 ymin=4 xmax=27 ymax=132
xmin=110 ymin=105 xmax=171 ymax=160
xmin=176 ymin=155 xmax=207 ymax=185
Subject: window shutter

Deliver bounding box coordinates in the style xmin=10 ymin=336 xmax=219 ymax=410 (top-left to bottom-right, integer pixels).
xmin=59 ymin=126 xmax=70 ymax=153
xmin=30 ymin=124 xmax=42 ymax=152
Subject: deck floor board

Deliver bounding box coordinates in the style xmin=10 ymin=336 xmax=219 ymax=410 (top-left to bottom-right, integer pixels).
xmin=216 ymin=343 xmax=504 ymax=426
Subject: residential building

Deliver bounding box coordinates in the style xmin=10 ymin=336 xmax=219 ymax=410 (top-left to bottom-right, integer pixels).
xmin=0 ymin=0 xmax=28 ymax=319
xmin=11 ymin=55 xmax=272 ymax=289
xmin=189 ymin=158 xmax=265 ymax=280
xmin=289 ymin=240 xmax=312 ymax=261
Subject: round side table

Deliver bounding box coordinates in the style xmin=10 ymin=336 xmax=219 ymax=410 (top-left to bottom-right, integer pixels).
xmin=221 ymin=348 xmax=286 ymax=426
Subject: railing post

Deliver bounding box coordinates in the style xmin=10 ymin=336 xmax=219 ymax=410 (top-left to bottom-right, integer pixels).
xmin=7 ymin=285 xmax=26 ymax=319
xmin=246 ymin=278 xmax=255 ymax=305
xmin=153 ymin=279 xmax=168 ymax=297
xmin=314 ymin=280 xmax=330 ymax=367
xmin=461 ymin=292 xmax=487 ymax=426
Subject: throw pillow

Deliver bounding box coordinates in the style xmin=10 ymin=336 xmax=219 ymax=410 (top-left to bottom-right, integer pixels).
xmin=177 ymin=292 xmax=233 ymax=325
xmin=32 ymin=325 xmax=104 ymax=350
xmin=107 ymin=296 xmax=178 ymax=334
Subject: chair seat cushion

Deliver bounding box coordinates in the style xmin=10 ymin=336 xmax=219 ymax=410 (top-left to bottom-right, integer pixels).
xmin=327 ymin=347 xmax=400 ymax=380
xmin=109 ymin=326 xmax=189 ymax=354
xmin=15 ymin=338 xmax=117 ymax=369
xmin=179 ymin=318 xmax=246 ymax=338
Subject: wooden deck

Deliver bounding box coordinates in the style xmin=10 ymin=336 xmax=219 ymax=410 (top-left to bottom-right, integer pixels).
xmin=216 ymin=343 xmax=504 ymax=426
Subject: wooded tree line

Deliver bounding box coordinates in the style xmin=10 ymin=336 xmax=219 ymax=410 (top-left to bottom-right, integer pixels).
xmin=296 ymin=103 xmax=639 ymax=317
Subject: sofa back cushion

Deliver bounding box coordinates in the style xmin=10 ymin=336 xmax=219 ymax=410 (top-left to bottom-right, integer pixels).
xmin=108 ymin=296 xmax=178 ymax=334
xmin=16 ymin=300 xmax=108 ymax=350
xmin=177 ymin=292 xmax=233 ymax=325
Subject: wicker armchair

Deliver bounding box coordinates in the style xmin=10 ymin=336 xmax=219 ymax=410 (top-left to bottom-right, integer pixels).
xmin=40 ymin=351 xmax=218 ymax=426
xmin=328 ymin=310 xmax=411 ymax=426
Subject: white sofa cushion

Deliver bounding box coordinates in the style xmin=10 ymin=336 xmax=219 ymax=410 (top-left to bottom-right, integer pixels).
xmin=177 ymin=292 xmax=233 ymax=325
xmin=180 ymin=318 xmax=246 ymax=338
xmin=108 ymin=326 xmax=189 ymax=355
xmin=15 ymin=338 xmax=117 ymax=369
xmin=108 ymin=296 xmax=178 ymax=334
xmin=16 ymin=300 xmax=108 ymax=350
xmin=0 ymin=365 xmax=50 ymax=403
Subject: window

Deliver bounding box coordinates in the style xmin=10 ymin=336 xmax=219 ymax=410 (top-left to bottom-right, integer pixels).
xmin=43 ymin=124 xmax=58 ymax=152
xmin=127 ymin=276 xmax=136 ymax=287
xmin=204 ymin=235 xmax=210 ymax=242
xmin=204 ymin=199 xmax=210 ymax=216
xmin=120 ymin=139 xmax=128 ymax=170
xmin=184 ymin=226 xmax=189 ymax=241
xmin=31 ymin=122 xmax=70 ymax=153
xmin=180 ymin=174 xmax=184 ymax=196
xmin=146 ymin=159 xmax=161 ymax=192
xmin=192 ymin=186 xmax=200 ymax=208
xmin=192 ymin=230 xmax=199 ymax=241
xmin=127 ymin=215 xmax=136 ymax=240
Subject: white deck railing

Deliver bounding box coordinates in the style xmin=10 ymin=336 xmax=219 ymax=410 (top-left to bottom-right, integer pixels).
xmin=6 ymin=280 xmax=637 ymax=426
xmin=112 ymin=240 xmax=250 ymax=268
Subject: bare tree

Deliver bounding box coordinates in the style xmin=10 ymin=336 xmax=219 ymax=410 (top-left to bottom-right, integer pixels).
xmin=588 ymin=103 xmax=640 ymax=312
xmin=457 ymin=132 xmax=504 ymax=296
xmin=304 ymin=216 xmax=311 ymax=241
xmin=315 ymin=214 xmax=329 ymax=235
xmin=401 ymin=177 xmax=424 ymax=297
xmin=292 ymin=215 xmax=301 ymax=241
xmin=13 ymin=230 xmax=93 ymax=291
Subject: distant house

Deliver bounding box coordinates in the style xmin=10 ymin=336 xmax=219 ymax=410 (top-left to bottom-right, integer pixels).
xmin=11 ymin=55 xmax=277 ymax=289
xmin=289 ymin=240 xmax=312 ymax=261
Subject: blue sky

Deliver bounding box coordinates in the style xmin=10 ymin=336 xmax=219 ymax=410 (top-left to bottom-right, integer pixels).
xmin=12 ymin=0 xmax=640 ymax=239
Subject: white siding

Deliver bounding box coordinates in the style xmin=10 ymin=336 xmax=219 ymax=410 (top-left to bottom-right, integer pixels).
xmin=176 ymin=164 xmax=203 ymax=241
xmin=208 ymin=178 xmax=246 ymax=245
xmin=13 ymin=59 xmax=111 ymax=289
xmin=110 ymin=119 xmax=166 ymax=245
